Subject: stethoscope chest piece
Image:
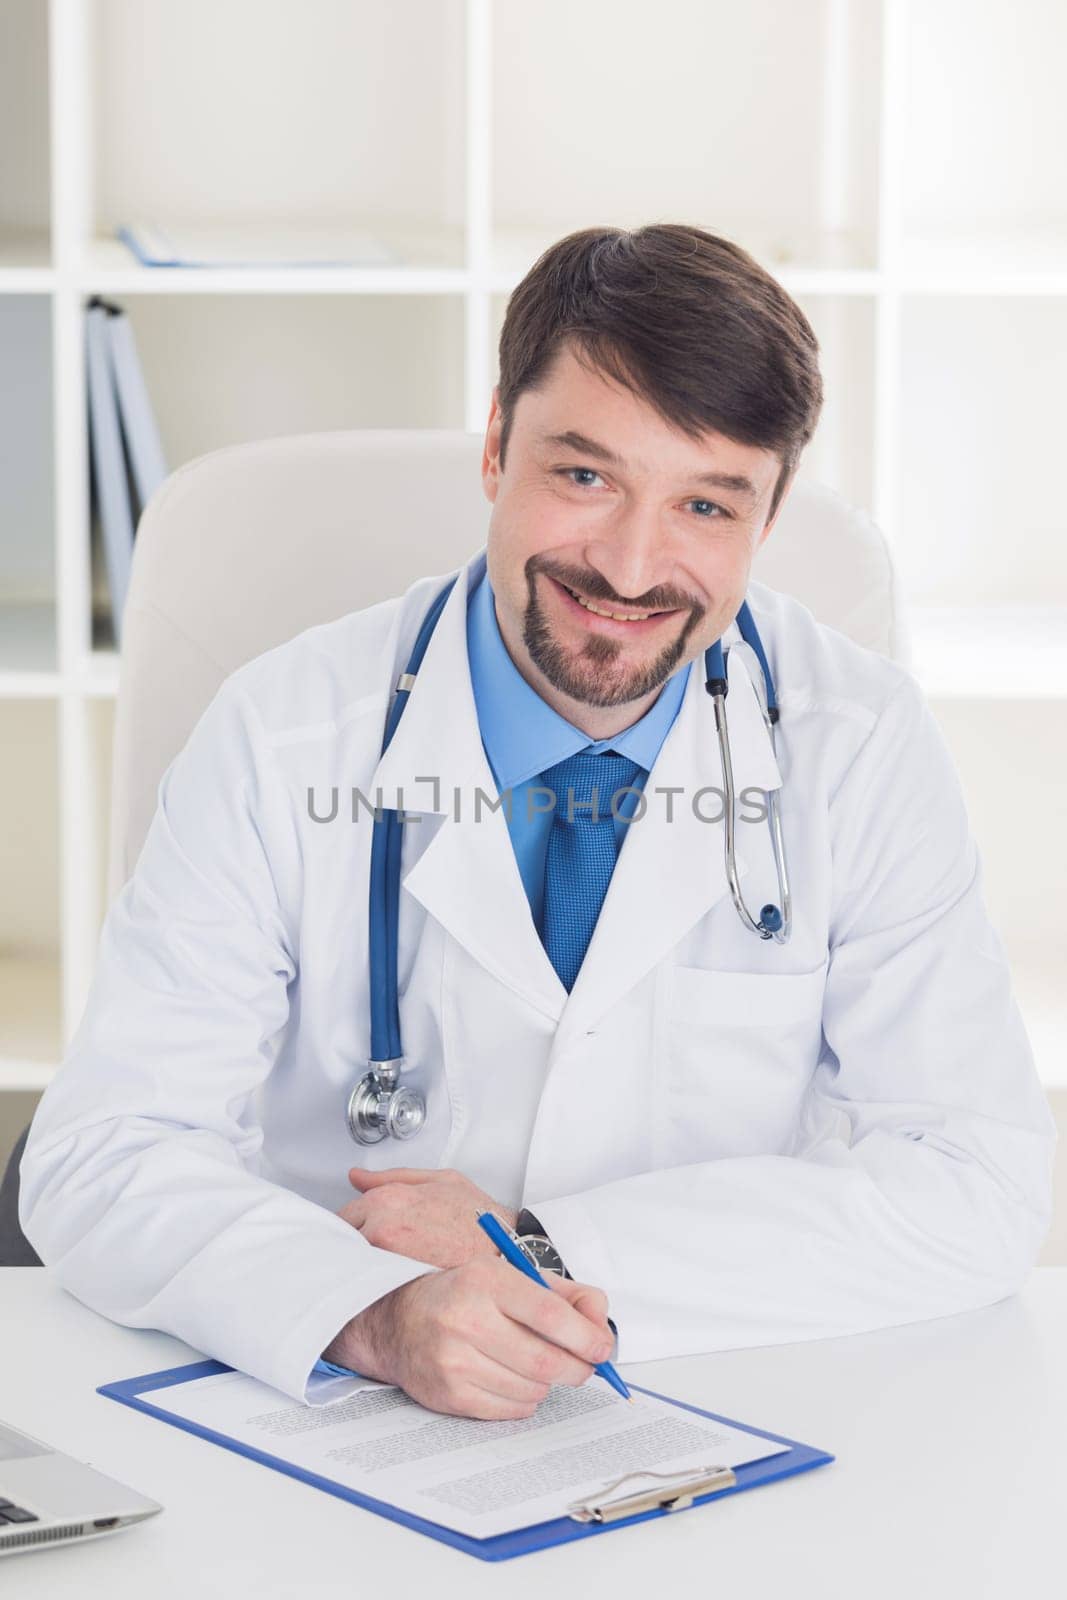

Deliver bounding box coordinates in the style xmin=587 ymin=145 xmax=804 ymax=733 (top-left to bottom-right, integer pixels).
xmin=346 ymin=1058 xmax=427 ymax=1144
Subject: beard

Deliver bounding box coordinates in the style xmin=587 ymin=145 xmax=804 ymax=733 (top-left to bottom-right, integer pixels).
xmin=521 ymin=555 xmax=705 ymax=709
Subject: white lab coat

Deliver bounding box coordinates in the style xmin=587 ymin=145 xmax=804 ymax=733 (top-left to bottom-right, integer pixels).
xmin=19 ymin=547 xmax=1056 ymax=1405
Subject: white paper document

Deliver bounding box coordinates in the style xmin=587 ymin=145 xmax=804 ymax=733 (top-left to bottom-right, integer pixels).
xmin=150 ymin=1369 xmax=787 ymax=1539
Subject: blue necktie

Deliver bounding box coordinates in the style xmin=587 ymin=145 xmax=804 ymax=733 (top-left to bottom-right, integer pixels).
xmin=539 ymin=748 xmax=643 ymax=991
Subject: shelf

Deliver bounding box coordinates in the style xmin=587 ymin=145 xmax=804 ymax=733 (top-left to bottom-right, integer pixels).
xmin=105 ymin=294 xmax=467 ymax=470
xmin=0 ymin=226 xmax=52 ymax=288
xmin=489 ymin=226 xmax=880 ymax=294
xmin=0 ymin=0 xmax=50 ymax=294
xmin=901 ymin=1 xmax=1067 ymax=285
xmin=88 ymin=1 xmax=467 ymax=282
xmin=1010 ymin=952 xmax=1067 ymax=1091
xmin=0 ymin=703 xmax=60 ymax=1062
xmin=0 ymin=299 xmax=54 ymax=664
xmin=899 ymin=227 xmax=1067 ymax=294
xmin=910 ymin=608 xmax=1067 ymax=700
xmin=0 ymin=952 xmax=61 ymax=1078
xmin=0 ymin=601 xmax=58 ymax=687
xmin=0 ymin=225 xmax=50 ymax=269
xmin=76 ymin=650 xmax=120 ymax=699
xmin=491 ymin=0 xmax=882 ymax=278
xmin=895 ymin=295 xmax=1067 ymax=610
xmin=0 ymin=1058 xmax=56 ymax=1093
xmin=78 ymin=223 xmax=469 ymax=294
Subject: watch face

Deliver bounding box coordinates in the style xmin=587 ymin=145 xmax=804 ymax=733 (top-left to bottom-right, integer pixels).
xmin=520 ymin=1234 xmax=565 ymax=1276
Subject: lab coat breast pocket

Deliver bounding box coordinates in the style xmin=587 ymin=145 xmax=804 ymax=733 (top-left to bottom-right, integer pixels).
xmin=655 ymin=962 xmax=828 ymax=1164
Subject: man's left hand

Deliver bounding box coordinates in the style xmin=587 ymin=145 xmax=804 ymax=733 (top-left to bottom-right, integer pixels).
xmin=338 ymin=1166 xmax=519 ymax=1269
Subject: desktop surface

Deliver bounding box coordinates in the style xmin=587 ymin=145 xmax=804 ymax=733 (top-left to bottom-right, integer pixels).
xmin=1 ymin=1268 xmax=1064 ymax=1598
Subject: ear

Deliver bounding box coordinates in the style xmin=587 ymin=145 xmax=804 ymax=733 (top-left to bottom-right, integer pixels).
xmin=482 ymin=386 xmax=503 ymax=504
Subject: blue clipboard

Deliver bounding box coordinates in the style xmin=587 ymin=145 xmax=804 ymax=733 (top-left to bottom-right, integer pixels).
xmin=98 ymin=1361 xmax=834 ymax=1562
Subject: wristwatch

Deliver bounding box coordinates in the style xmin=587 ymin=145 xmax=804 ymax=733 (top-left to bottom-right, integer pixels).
xmin=515 ymin=1208 xmax=621 ymax=1355
xmin=514 ymin=1208 xmax=572 ymax=1279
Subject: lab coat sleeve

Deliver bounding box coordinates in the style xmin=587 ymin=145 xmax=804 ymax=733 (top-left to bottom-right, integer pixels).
xmin=528 ymin=675 xmax=1058 ymax=1360
xmin=18 ymin=675 xmax=436 ymax=1404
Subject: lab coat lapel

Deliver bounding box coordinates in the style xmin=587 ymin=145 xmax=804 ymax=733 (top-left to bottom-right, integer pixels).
xmin=371 ymin=559 xmax=783 ymax=1036
xmin=552 ymin=636 xmax=784 ymax=1051
xmin=371 ymin=551 xmax=569 ymax=1023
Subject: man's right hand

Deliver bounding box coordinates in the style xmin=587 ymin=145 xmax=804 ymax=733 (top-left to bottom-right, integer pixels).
xmin=322 ymin=1257 xmax=616 ymax=1419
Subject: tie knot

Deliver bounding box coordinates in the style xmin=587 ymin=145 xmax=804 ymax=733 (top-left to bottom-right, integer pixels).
xmin=539 ymin=748 xmax=643 ymax=826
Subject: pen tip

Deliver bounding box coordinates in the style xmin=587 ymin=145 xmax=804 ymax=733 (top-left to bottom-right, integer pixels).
xmin=627 ymin=1395 xmax=635 ymax=1404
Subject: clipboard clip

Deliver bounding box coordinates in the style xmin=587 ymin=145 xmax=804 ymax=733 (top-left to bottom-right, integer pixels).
xmin=566 ymin=1463 xmax=737 ymax=1523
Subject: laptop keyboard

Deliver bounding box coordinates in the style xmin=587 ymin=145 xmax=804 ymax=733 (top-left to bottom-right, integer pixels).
xmin=0 ymin=1498 xmax=39 ymax=1525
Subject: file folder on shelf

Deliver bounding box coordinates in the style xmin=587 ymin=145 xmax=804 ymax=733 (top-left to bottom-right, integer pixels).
xmin=85 ymin=301 xmax=135 ymax=646
xmin=85 ymin=296 xmax=168 ymax=648
xmin=115 ymin=220 xmax=397 ymax=269
xmin=106 ymin=310 xmax=167 ymax=512
xmin=99 ymin=1360 xmax=834 ymax=1563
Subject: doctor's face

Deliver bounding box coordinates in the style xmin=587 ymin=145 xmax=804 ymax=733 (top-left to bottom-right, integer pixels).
xmin=482 ymin=344 xmax=788 ymax=731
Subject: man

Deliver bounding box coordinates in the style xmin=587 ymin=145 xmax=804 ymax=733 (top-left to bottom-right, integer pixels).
xmin=20 ymin=225 xmax=1056 ymax=1422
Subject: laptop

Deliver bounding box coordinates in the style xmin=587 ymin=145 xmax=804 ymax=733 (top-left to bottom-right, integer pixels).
xmin=0 ymin=1416 xmax=161 ymax=1556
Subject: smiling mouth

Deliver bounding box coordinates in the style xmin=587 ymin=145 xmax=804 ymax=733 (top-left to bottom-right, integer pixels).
xmin=558 ymin=581 xmax=677 ymax=623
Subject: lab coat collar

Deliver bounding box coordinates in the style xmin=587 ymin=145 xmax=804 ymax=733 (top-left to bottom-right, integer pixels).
xmin=371 ymin=547 xmax=783 ymax=1035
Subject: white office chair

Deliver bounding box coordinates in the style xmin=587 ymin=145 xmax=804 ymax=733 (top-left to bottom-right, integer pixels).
xmin=107 ymin=428 xmax=908 ymax=900
xmin=0 ymin=430 xmax=908 ymax=1266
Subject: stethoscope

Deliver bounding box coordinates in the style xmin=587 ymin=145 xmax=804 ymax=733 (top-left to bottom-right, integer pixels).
xmin=346 ymin=576 xmax=792 ymax=1144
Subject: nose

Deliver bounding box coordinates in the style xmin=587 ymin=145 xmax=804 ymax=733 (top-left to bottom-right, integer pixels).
xmin=584 ymin=504 xmax=670 ymax=606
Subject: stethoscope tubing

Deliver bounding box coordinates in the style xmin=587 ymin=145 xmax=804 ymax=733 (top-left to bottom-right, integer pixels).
xmin=369 ymin=575 xmax=458 ymax=1065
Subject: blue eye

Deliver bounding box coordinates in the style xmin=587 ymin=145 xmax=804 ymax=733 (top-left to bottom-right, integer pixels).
xmin=556 ymin=469 xmax=728 ymax=519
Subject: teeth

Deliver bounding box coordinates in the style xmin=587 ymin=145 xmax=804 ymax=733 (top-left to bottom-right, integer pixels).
xmin=566 ymin=586 xmax=658 ymax=622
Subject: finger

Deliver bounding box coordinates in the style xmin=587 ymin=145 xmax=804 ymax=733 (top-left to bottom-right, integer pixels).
xmin=338 ymin=1197 xmax=368 ymax=1229
xmin=497 ymin=1268 xmax=615 ymax=1366
xmin=458 ymin=1385 xmax=541 ymax=1421
xmin=556 ymin=1278 xmax=611 ymax=1330
xmin=458 ymin=1347 xmax=552 ymax=1410
xmin=484 ymin=1307 xmax=603 ymax=1390
xmin=440 ymin=1377 xmax=544 ymax=1421
xmin=347 ymin=1166 xmax=438 ymax=1188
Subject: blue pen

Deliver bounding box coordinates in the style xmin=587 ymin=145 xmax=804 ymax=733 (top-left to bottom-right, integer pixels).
xmin=476 ymin=1210 xmax=632 ymax=1404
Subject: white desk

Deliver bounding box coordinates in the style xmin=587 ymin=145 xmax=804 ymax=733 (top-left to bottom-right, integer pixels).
xmin=2 ymin=1268 xmax=1064 ymax=1597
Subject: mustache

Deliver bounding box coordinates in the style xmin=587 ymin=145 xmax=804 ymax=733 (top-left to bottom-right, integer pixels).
xmin=529 ymin=556 xmax=703 ymax=617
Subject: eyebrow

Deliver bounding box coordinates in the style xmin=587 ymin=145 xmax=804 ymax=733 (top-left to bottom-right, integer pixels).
xmin=540 ymin=429 xmax=761 ymax=505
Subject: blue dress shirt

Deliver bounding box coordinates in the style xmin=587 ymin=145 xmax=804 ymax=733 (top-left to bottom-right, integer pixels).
xmin=465 ymin=567 xmax=690 ymax=928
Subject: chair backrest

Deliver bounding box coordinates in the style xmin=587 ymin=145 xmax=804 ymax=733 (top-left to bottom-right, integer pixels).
xmin=108 ymin=429 xmax=908 ymax=900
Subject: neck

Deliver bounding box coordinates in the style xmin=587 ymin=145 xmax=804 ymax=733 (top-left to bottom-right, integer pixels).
xmin=530 ymin=675 xmax=665 ymax=740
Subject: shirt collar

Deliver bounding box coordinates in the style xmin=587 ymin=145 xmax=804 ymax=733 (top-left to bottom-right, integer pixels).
xmin=466 ymin=566 xmax=691 ymax=791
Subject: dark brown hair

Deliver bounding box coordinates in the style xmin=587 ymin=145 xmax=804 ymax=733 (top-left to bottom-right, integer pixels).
xmin=496 ymin=223 xmax=823 ymax=525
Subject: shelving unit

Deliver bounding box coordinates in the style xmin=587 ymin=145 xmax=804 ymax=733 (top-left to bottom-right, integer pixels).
xmin=1 ymin=0 xmax=1065 ymax=1100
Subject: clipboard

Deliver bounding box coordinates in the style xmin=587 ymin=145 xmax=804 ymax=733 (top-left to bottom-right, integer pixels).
xmin=98 ymin=1360 xmax=834 ymax=1562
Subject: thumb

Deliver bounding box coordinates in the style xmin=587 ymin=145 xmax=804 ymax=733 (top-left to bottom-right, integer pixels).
xmin=347 ymin=1166 xmax=387 ymax=1189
